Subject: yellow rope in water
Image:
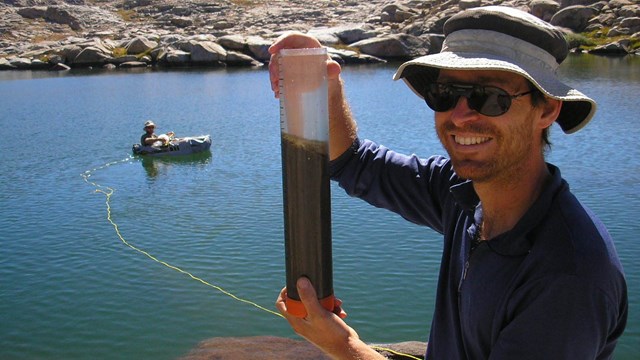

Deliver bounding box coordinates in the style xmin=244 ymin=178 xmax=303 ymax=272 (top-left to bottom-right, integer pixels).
xmin=371 ymin=346 xmax=421 ymax=360
xmin=81 ymin=158 xmax=283 ymax=318
xmin=82 ymin=158 xmax=421 ymax=360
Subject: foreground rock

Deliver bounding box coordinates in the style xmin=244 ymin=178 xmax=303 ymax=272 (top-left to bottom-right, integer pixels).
xmin=0 ymin=0 xmax=638 ymax=71
xmin=178 ymin=336 xmax=427 ymax=360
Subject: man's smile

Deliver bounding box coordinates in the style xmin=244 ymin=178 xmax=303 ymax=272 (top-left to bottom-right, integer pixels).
xmin=454 ymin=135 xmax=491 ymax=146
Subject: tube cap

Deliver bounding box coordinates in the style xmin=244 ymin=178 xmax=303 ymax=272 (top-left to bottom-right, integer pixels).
xmin=286 ymin=294 xmax=335 ymax=318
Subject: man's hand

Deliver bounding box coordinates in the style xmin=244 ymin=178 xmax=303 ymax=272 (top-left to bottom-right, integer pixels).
xmin=276 ymin=277 xmax=385 ymax=360
xmin=268 ymin=32 xmax=342 ymax=99
xmin=267 ymin=32 xmax=356 ymax=160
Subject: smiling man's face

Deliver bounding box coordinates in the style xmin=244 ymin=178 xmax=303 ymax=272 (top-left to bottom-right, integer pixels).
xmin=433 ymin=69 xmax=544 ymax=184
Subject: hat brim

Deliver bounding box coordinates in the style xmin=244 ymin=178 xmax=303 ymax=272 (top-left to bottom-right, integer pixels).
xmin=394 ymin=52 xmax=596 ymax=134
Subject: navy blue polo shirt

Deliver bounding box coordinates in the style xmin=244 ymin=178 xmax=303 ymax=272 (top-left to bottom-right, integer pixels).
xmin=330 ymin=138 xmax=627 ymax=359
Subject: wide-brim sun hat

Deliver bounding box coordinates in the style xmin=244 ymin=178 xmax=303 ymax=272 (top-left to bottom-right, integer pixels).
xmin=394 ymin=6 xmax=596 ymax=134
xmin=144 ymin=120 xmax=156 ymax=129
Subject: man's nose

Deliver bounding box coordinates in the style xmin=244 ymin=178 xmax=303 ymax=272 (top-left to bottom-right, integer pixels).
xmin=450 ymin=96 xmax=481 ymax=125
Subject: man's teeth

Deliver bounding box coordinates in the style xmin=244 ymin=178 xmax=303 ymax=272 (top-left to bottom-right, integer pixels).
xmin=455 ymin=136 xmax=490 ymax=145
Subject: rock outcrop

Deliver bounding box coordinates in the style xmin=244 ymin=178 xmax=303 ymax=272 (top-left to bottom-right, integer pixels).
xmin=178 ymin=336 xmax=427 ymax=360
xmin=0 ymin=0 xmax=638 ymax=71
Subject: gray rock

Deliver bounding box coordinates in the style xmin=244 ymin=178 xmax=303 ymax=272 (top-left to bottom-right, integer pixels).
xmin=170 ymin=6 xmax=193 ymax=17
xmin=551 ymin=5 xmax=598 ymax=32
xmin=125 ymin=36 xmax=158 ymax=55
xmin=54 ymin=44 xmax=82 ymax=64
xmin=307 ymin=28 xmax=341 ymax=46
xmin=333 ymin=24 xmax=378 ymax=44
xmin=175 ymin=39 xmax=195 ymax=53
xmin=589 ymin=12 xmax=617 ymax=28
xmin=122 ymin=0 xmax=153 ymax=9
xmin=171 ymin=17 xmax=193 ymax=28
xmin=605 ymin=0 xmax=633 ymax=9
xmin=459 ymin=0 xmax=483 ymax=10
xmin=350 ymin=33 xmax=429 ymax=59
xmin=225 ymin=51 xmax=263 ymax=67
xmin=371 ymin=341 xmax=427 ymax=359
xmin=0 ymin=0 xmax=637 ymax=71
xmin=150 ymin=47 xmax=166 ymax=62
xmin=187 ymin=34 xmax=217 ymax=43
xmin=119 ymin=61 xmax=148 ymax=68
xmin=51 ymin=62 xmax=71 ymax=71
xmin=45 ymin=6 xmax=82 ymax=31
xmin=29 ymin=58 xmax=49 ymax=70
xmin=530 ymin=0 xmax=561 ymax=22
xmin=179 ymin=336 xmax=330 ymax=360
xmin=589 ymin=39 xmax=631 ymax=54
xmin=426 ymin=33 xmax=446 ymax=54
xmin=246 ymin=36 xmax=272 ymax=62
xmin=380 ymin=3 xmax=417 ymax=23
xmin=9 ymin=57 xmax=31 ymax=69
xmin=110 ymin=55 xmax=139 ymax=64
xmin=164 ymin=48 xmax=190 ymax=65
xmin=217 ymin=34 xmax=247 ymax=51
xmin=159 ymin=34 xmax=186 ymax=46
xmin=16 ymin=6 xmax=47 ymax=19
xmin=189 ymin=41 xmax=227 ymax=64
xmin=179 ymin=336 xmax=427 ymax=360
xmin=328 ymin=47 xmax=386 ymax=64
xmin=429 ymin=13 xmax=456 ymax=34
xmin=559 ymin=0 xmax=601 ymax=7
xmin=47 ymin=54 xmax=65 ymax=65
xmin=616 ymin=16 xmax=640 ymax=34
xmin=617 ymin=5 xmax=640 ymax=18
xmin=72 ymin=46 xmax=110 ymax=65
xmin=209 ymin=20 xmax=234 ymax=30
xmin=0 ymin=58 xmax=16 ymax=70
xmin=623 ymin=16 xmax=640 ymax=27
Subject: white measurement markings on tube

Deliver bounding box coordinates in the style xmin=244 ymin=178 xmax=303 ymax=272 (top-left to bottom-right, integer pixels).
xmin=278 ymin=54 xmax=287 ymax=131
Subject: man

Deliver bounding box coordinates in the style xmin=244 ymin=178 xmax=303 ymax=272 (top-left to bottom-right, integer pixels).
xmin=270 ymin=6 xmax=627 ymax=360
xmin=140 ymin=120 xmax=169 ymax=146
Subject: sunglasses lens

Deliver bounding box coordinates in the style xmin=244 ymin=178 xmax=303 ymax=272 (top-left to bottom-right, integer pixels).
xmin=424 ymin=83 xmax=458 ymax=112
xmin=468 ymin=86 xmax=511 ymax=116
xmin=423 ymin=83 xmax=514 ymax=116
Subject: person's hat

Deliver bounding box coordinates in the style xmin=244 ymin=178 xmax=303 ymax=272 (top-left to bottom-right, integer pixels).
xmin=394 ymin=6 xmax=596 ymax=134
xmin=143 ymin=120 xmax=156 ymax=129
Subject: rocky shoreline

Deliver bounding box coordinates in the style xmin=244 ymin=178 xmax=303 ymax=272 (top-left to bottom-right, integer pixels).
xmin=0 ymin=0 xmax=638 ymax=71
xmin=178 ymin=336 xmax=428 ymax=360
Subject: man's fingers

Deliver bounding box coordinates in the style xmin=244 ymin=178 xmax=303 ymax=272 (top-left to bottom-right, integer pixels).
xmin=297 ymin=277 xmax=327 ymax=317
xmin=333 ymin=298 xmax=348 ymax=319
xmin=327 ymin=60 xmax=342 ymax=80
xmin=267 ymin=31 xmax=342 ymax=99
xmin=268 ymin=31 xmax=322 ymax=55
xmin=268 ymin=54 xmax=280 ymax=96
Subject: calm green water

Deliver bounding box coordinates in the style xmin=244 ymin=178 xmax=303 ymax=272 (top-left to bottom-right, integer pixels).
xmin=0 ymin=54 xmax=638 ymax=359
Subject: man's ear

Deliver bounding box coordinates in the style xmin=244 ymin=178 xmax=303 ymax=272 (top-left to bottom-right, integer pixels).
xmin=538 ymin=98 xmax=562 ymax=130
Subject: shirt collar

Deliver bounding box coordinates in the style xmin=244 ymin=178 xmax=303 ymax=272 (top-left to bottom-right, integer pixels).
xmin=450 ymin=164 xmax=566 ymax=256
xmin=450 ymin=179 xmax=478 ymax=212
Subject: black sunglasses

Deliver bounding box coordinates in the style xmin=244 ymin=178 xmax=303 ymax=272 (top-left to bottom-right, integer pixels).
xmin=422 ymin=82 xmax=535 ymax=117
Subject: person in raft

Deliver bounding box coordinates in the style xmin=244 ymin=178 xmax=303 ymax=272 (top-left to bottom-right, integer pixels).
xmin=269 ymin=6 xmax=627 ymax=360
xmin=140 ymin=120 xmax=171 ymax=147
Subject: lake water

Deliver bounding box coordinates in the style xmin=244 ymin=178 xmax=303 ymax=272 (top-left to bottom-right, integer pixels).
xmin=0 ymin=54 xmax=638 ymax=359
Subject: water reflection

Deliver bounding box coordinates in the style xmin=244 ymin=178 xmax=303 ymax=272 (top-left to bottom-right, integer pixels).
xmin=560 ymin=53 xmax=640 ymax=82
xmin=139 ymin=151 xmax=212 ymax=179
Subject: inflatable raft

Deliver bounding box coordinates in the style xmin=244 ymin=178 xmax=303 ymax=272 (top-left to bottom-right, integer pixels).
xmin=132 ymin=134 xmax=211 ymax=156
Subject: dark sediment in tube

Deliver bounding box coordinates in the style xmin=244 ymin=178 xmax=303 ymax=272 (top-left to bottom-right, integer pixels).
xmin=281 ymin=132 xmax=333 ymax=303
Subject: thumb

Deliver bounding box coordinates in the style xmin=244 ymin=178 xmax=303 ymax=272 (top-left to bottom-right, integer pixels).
xmin=296 ymin=277 xmax=324 ymax=316
xmin=327 ymin=60 xmax=342 ymax=80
